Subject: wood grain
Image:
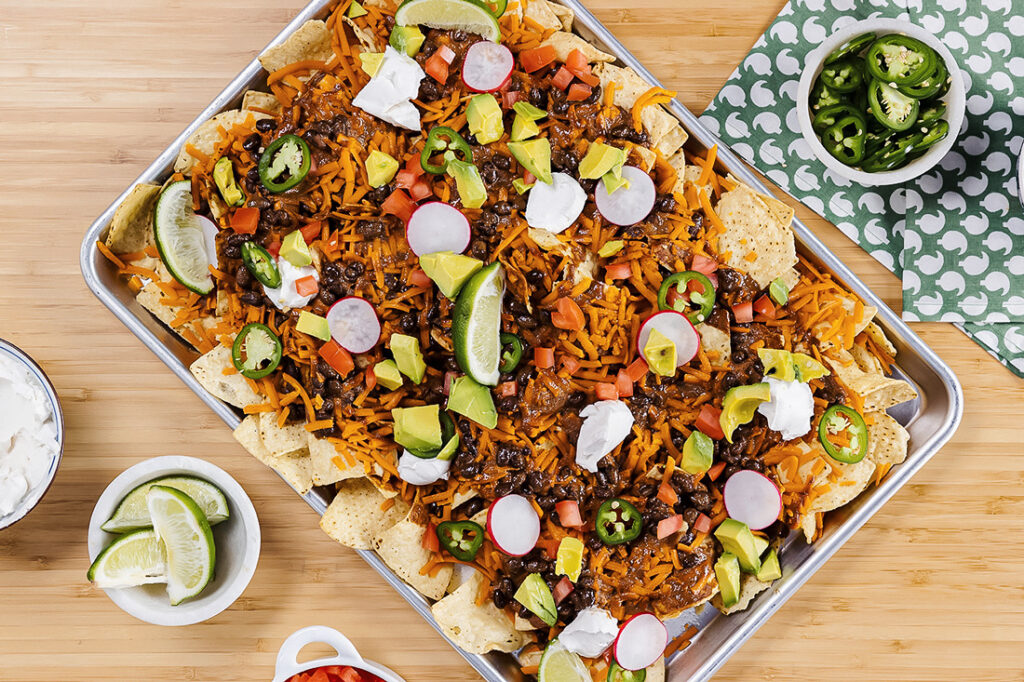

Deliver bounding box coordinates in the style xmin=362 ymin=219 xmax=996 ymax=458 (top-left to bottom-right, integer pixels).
xmin=0 ymin=0 xmax=1021 ymax=680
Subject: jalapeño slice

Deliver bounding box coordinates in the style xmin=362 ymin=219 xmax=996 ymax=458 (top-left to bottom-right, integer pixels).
xmin=824 ymin=32 xmax=876 ymax=65
xmin=608 ymin=662 xmax=646 ymax=682
xmin=867 ymin=80 xmax=920 ymax=132
xmin=499 ymin=333 xmax=524 ymax=373
xmin=819 ymin=58 xmax=865 ymax=94
xmin=258 ymin=134 xmax=311 ymax=192
xmin=595 ymin=498 xmax=643 ymax=546
xmin=820 ymin=113 xmax=867 ymax=165
xmin=657 ymin=271 xmax=716 ymax=325
xmin=241 ymin=241 xmax=282 ymax=288
xmin=231 ymin=323 xmax=283 ymax=379
xmin=818 ymin=404 xmax=869 ymax=464
xmin=864 ymin=35 xmax=936 ymax=86
xmin=436 ymin=520 xmax=485 ymax=561
xmin=421 ymin=126 xmax=474 ymax=174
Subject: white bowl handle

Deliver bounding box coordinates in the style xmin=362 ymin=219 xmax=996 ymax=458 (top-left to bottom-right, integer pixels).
xmin=274 ymin=626 xmax=364 ymax=681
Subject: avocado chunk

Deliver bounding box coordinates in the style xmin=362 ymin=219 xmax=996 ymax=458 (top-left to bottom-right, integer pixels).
xmin=756 ymin=347 xmax=829 ymax=383
xmin=513 ymin=573 xmax=557 ymax=626
xmin=714 ymin=553 xmax=742 ymax=608
xmin=752 ymin=534 xmax=769 ymax=558
xmin=296 ymin=311 xmax=331 ymax=341
xmin=597 ymin=240 xmax=624 ymax=258
xmin=447 ymin=375 xmax=497 ymax=429
xmin=578 ymin=142 xmax=626 ymax=180
xmin=391 ymin=404 xmax=442 ymax=452
xmin=419 ymin=251 xmax=483 ymax=299
xmin=512 ymin=101 xmax=547 ymax=121
xmin=359 ymin=52 xmax=384 ymax=77
xmin=365 ymin=150 xmax=399 ymax=188
xmin=280 ymin=229 xmax=312 ymax=267
xmin=755 ymin=548 xmax=782 ymax=582
xmin=467 ymin=94 xmax=504 ymax=145
xmin=435 ymin=429 xmax=460 ymax=461
xmin=511 ymin=114 xmax=540 ymax=142
xmin=213 ymin=157 xmax=245 ymax=207
xmin=390 ymin=333 xmax=426 ymax=384
xmin=508 ymin=139 xmax=552 ymax=184
xmin=346 ymin=0 xmax=368 ymax=17
xmin=601 ymin=170 xmax=630 ymax=194
xmin=714 ymin=518 xmax=762 ymax=573
xmin=445 ymin=159 xmax=487 ymax=209
xmin=720 ymin=383 xmax=770 ymax=443
xmin=680 ymin=431 xmax=713 ymax=475
xmin=389 ymin=26 xmax=425 ymax=57
xmin=792 ymin=352 xmax=829 ymax=381
xmin=373 ymin=359 xmax=404 ymax=390
xmin=512 ymin=178 xmax=535 ymax=195
xmin=643 ymin=327 xmax=677 ymax=377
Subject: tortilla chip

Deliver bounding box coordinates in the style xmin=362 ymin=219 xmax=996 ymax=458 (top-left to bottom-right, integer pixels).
xmin=105 ymin=184 xmax=160 ymax=253
xmin=307 ymin=433 xmax=364 ymax=486
xmin=320 ymin=477 xmax=410 ymax=550
xmin=682 ymin=164 xmax=713 ymax=198
xmin=374 ymin=513 xmax=453 ymax=600
xmin=523 ymin=0 xmax=564 ymax=31
xmin=452 ymin=488 xmax=478 ymax=509
xmin=430 ymin=573 xmax=526 ymax=654
xmin=655 ymin=123 xmax=688 ymax=158
xmin=446 ymin=562 xmax=480 ymax=594
xmin=865 ymin=411 xmax=910 ymax=470
xmin=233 ymin=415 xmax=315 ymax=493
xmin=136 ymin=282 xmax=180 ymax=328
xmin=666 ymin=150 xmax=686 ymax=192
xmin=714 ymin=183 xmax=798 ymax=288
xmin=849 ymin=344 xmax=884 ymax=375
xmin=174 ymin=110 xmax=270 ymax=174
xmin=541 ymin=31 xmax=615 ymax=64
xmin=189 ymin=345 xmax=263 ymax=408
xmin=712 ymin=574 xmax=771 ymax=615
xmin=780 ymin=267 xmax=801 ymax=292
xmin=258 ymin=411 xmax=308 ymax=458
xmin=864 ymin=321 xmax=897 ymax=357
xmin=634 ymin=144 xmax=658 ymax=173
xmin=593 ymin=63 xmax=687 ymax=156
xmin=343 ymin=15 xmax=380 ymax=52
xmin=826 ymin=353 xmax=918 ymax=412
xmin=242 ymin=90 xmax=282 ymax=115
xmin=645 ymin=658 xmax=666 ymax=682
xmin=697 ymin=323 xmax=731 ymax=364
xmin=549 ymin=1 xmax=574 ymax=30
xmin=807 ymin=456 xmax=876 ymax=515
xmin=800 ymin=512 xmax=819 ymax=543
xmin=259 ymin=19 xmax=333 ymax=74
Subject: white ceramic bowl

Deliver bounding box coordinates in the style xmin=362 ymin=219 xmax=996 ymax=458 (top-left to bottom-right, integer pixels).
xmin=0 ymin=339 xmax=64 ymax=531
xmin=272 ymin=626 xmax=406 ymax=682
xmin=796 ymin=18 xmax=966 ymax=186
xmin=87 ymin=456 xmax=260 ymax=626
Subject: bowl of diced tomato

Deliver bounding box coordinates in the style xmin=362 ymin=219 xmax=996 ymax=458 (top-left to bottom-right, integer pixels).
xmin=273 ymin=626 xmax=406 ymax=682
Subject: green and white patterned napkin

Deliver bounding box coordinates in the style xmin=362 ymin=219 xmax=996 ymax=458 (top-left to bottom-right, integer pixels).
xmin=699 ymin=0 xmax=1024 ymax=377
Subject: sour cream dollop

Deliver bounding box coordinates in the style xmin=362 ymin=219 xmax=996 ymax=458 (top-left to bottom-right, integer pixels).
xmin=352 ymin=46 xmax=425 ymax=131
xmin=756 ymin=377 xmax=814 ymax=440
xmin=558 ymin=607 xmax=620 ymax=658
xmin=263 ymin=257 xmax=319 ymax=311
xmin=525 ymin=172 xmax=587 ymax=234
xmin=575 ymin=400 xmax=634 ymax=472
xmin=0 ymin=354 xmax=59 ymax=519
xmin=397 ymin=451 xmax=451 ymax=486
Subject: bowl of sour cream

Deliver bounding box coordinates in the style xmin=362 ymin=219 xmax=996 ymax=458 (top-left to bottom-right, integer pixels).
xmin=0 ymin=339 xmax=64 ymax=530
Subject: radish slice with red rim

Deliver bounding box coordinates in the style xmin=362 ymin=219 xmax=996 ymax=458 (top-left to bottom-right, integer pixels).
xmin=486 ymin=494 xmax=540 ymax=556
xmin=594 ymin=166 xmax=656 ymax=226
xmin=461 ymin=41 xmax=514 ymax=93
xmin=636 ymin=311 xmax=700 ymax=366
xmin=613 ymin=612 xmax=667 ymax=671
xmin=405 ymin=202 xmax=471 ymax=256
xmin=326 ymin=297 xmax=381 ymax=354
xmin=723 ymin=470 xmax=782 ymax=530
xmin=197 ymin=215 xmax=219 ymax=269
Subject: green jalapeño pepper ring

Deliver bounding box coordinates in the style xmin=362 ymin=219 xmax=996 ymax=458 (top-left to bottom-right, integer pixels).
xmin=421 ymin=126 xmax=474 ymax=174
xmin=595 ymin=498 xmax=643 ymax=546
xmin=821 ymin=113 xmax=867 ymax=165
xmin=864 ymin=34 xmax=936 ymax=86
xmin=231 ymin=323 xmax=283 ymax=379
xmin=499 ymin=333 xmax=524 ymax=373
xmin=436 ymin=520 xmax=485 ymax=561
xmin=818 ymin=404 xmax=869 ymax=463
xmin=258 ymin=134 xmax=311 ymax=193
xmin=819 ymin=58 xmax=865 ymax=93
xmin=607 ymin=662 xmax=647 ymax=682
xmin=658 ymin=271 xmax=716 ymax=324
xmin=241 ymin=241 xmax=282 ymax=288
xmin=824 ymin=32 xmax=876 ymax=65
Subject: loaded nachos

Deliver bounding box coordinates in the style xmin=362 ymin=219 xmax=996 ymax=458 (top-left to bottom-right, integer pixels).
xmin=97 ymin=0 xmax=918 ymax=677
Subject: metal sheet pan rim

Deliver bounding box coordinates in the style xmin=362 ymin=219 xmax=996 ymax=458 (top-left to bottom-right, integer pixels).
xmin=78 ymin=1 xmax=963 ymax=679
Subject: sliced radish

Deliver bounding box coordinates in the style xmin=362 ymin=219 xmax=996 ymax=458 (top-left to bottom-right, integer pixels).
xmin=326 ymin=297 xmax=381 ymax=354
xmin=723 ymin=470 xmax=782 ymax=531
xmin=462 ymin=41 xmax=514 ymax=93
xmin=486 ymin=494 xmax=540 ymax=556
xmin=594 ymin=166 xmax=656 ymax=226
xmin=197 ymin=215 xmax=219 ymax=269
xmin=613 ymin=612 xmax=667 ymax=671
xmin=405 ymin=202 xmax=471 ymax=256
xmin=636 ymin=311 xmax=700 ymax=367
xmin=525 ymin=172 xmax=586 ymax=234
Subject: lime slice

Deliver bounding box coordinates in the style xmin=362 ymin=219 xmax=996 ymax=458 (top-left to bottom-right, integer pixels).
xmin=87 ymin=528 xmax=168 ymax=588
xmin=101 ymin=475 xmax=230 ymax=533
xmin=452 ymin=262 xmax=505 ymax=386
xmin=146 ymin=485 xmax=216 ymax=606
xmin=538 ymin=639 xmax=590 ymax=682
xmin=154 ymin=180 xmax=215 ymax=295
xmin=395 ymin=0 xmax=501 ymax=41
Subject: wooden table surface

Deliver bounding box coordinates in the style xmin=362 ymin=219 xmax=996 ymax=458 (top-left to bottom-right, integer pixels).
xmin=1 ymin=1 xmax=1021 ymax=680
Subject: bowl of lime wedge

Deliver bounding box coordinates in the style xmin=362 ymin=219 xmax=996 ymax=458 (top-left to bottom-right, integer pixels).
xmin=87 ymin=456 xmax=260 ymax=626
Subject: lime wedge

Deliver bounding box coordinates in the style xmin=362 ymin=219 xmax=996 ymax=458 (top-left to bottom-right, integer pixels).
xmin=101 ymin=475 xmax=230 ymax=533
xmin=147 ymin=486 xmax=216 ymax=606
xmin=154 ymin=180 xmax=215 ymax=295
xmin=538 ymin=639 xmax=590 ymax=682
xmin=395 ymin=0 xmax=501 ymax=41
xmin=452 ymin=261 xmax=505 ymax=386
xmin=87 ymin=528 xmax=168 ymax=588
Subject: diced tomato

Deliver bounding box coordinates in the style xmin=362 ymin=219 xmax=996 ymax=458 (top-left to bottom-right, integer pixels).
xmin=657 ymin=478 xmax=678 ymax=506
xmin=567 ymin=83 xmax=592 ymax=102
xmin=552 ymin=576 xmax=575 ymax=604
xmin=318 ymin=340 xmax=354 ymax=377
xmin=409 ymin=268 xmax=432 ymax=288
xmin=551 ymin=66 xmax=575 ymax=91
xmin=523 ymin=170 xmax=536 ymax=185
xmin=339 ymin=669 xmax=363 ymax=682
xmin=731 ymin=301 xmax=754 ymax=324
xmin=299 ymin=220 xmax=322 ymax=244
xmin=616 ymin=369 xmax=633 ymax=398
xmin=560 ymin=355 xmax=581 ymax=375
xmin=295 ymin=275 xmax=319 ymax=297
xmin=535 ymin=537 xmax=561 ymax=559
xmin=396 ymin=169 xmax=419 ymax=190
xmin=550 ymin=296 xmax=585 ymax=331
xmin=437 ymin=44 xmax=457 ymax=64
xmin=566 ymin=49 xmax=589 ymax=74
xmin=405 ymin=153 xmax=425 ymax=176
xmin=502 ymin=90 xmax=522 ymax=108
xmin=696 ymin=404 xmax=725 ymax=440
xmin=424 ymin=52 xmax=449 ymax=83
xmin=595 ymin=382 xmax=618 ymax=400
xmin=409 ymin=179 xmax=433 ymax=201
xmin=422 ymin=522 xmax=439 ymax=552
xmin=574 ymin=70 xmax=600 ymax=87
xmin=691 ymin=254 xmax=719 ymax=275
xmin=753 ymin=294 xmax=777 ymax=319
xmin=534 ymin=347 xmax=555 ymax=369
xmin=657 ymin=514 xmax=685 ymax=540
xmin=707 ymin=461 xmax=727 ymax=481
xmin=496 ymin=380 xmax=518 ymax=398
xmin=625 ymin=357 xmax=649 ymax=382
xmin=555 ymin=500 xmax=584 ymax=528
xmin=267 ymin=241 xmax=281 ymax=258
xmin=605 ymin=262 xmax=632 ymax=280
xmin=519 ymin=45 xmax=557 ymax=73
xmin=308 ymin=670 xmax=330 ymax=682
xmin=382 ymin=188 xmax=416 ymax=223
xmin=693 ymin=512 xmax=712 ymax=534
xmin=230 ymin=206 xmax=260 ymax=234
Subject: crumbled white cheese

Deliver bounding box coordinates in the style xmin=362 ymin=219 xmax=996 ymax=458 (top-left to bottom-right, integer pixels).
xmin=756 ymin=377 xmax=814 ymax=440
xmin=575 ymin=400 xmax=634 ymax=472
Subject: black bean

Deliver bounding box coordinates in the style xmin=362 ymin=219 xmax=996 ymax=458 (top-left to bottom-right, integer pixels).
xmin=367 ymin=185 xmax=392 ymax=204
xmin=528 ymin=471 xmax=548 ymax=492
xmin=235 ymin=265 xmax=253 ymax=287
xmin=525 ymin=269 xmax=546 ymax=286
xmin=497 ymin=395 xmax=518 ymax=413
xmin=223 ymin=244 xmax=241 ymax=259
xmin=536 ymin=494 xmax=557 ymax=511
xmin=690 ymin=490 xmax=713 ymax=511
xmin=255 ymin=118 xmax=276 ymax=133
xmin=492 ymin=201 xmax=512 ymax=216
xmin=317 ymin=359 xmax=340 ymax=380
xmin=400 ymin=312 xmax=418 ymax=333
xmin=357 ymin=220 xmax=386 ymax=238
xmin=318 ymin=289 xmax=337 ymax=306
xmin=325 ymin=379 xmax=342 ymax=397
xmin=242 ymin=134 xmax=261 ymax=154
xmin=344 ymin=262 xmax=365 ymax=281
xmin=528 ymin=87 xmax=546 ymax=108
xmin=523 ymin=559 xmax=548 ymax=573
xmin=492 ymin=590 xmax=510 ymax=609
xmin=240 ymin=291 xmax=261 ymax=306
xmin=515 ymin=314 xmax=538 ymax=329
xmin=454 ymin=496 xmax=486 ymax=518
xmin=655 ymin=194 xmax=677 ymax=213
xmin=722 ymin=465 xmax=740 ymax=481
xmin=418 ymin=78 xmax=443 ymax=102
xmin=493 ymin=154 xmax=511 ymax=171
xmin=470 ymin=240 xmax=488 ymax=260
xmin=476 ymin=211 xmax=499 ymax=236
